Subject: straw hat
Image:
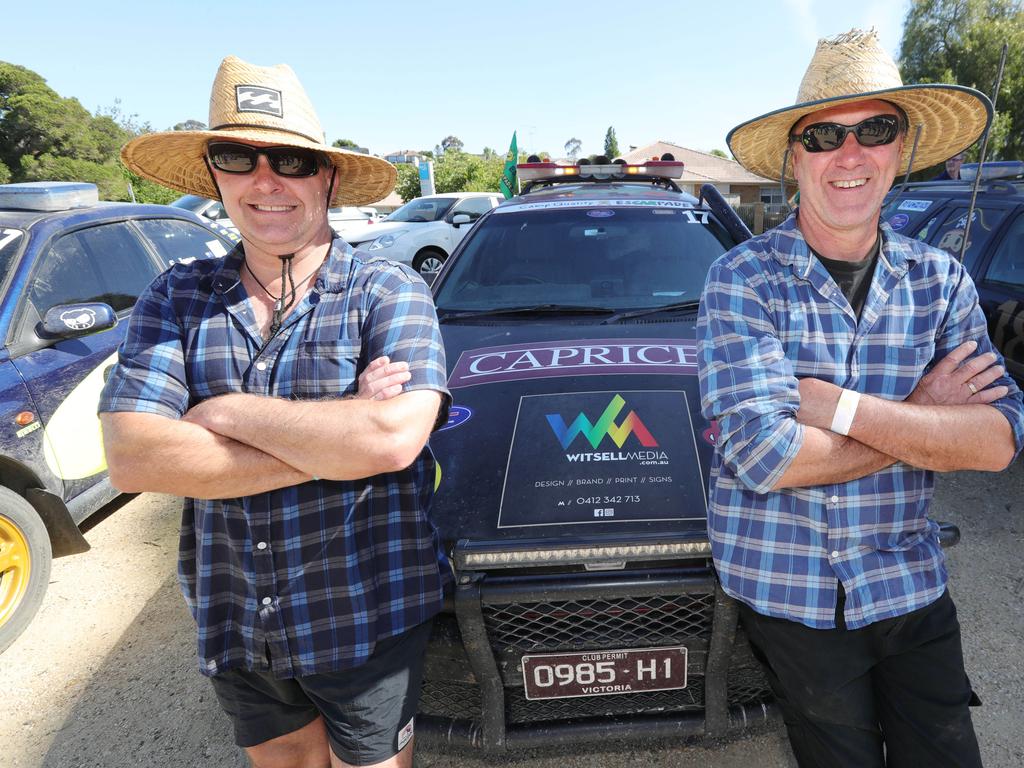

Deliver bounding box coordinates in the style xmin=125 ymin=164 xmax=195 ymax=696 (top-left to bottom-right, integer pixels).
xmin=727 ymin=29 xmax=992 ymax=182
xmin=121 ymin=56 xmax=396 ymax=206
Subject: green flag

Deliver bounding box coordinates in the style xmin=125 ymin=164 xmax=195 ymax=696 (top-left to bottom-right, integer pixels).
xmin=499 ymin=131 xmax=518 ymax=199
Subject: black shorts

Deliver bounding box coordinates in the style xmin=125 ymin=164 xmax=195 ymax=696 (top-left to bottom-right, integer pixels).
xmin=209 ymin=619 xmax=433 ymax=766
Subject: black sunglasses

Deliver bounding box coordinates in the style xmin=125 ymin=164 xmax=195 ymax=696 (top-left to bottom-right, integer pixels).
xmin=206 ymin=141 xmax=324 ymax=177
xmin=789 ymin=114 xmax=904 ymax=153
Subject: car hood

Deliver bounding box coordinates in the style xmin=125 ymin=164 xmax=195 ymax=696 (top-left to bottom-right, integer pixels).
xmin=429 ymin=318 xmax=715 ymax=553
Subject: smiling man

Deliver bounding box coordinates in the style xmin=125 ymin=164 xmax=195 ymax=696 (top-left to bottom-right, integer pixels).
xmin=99 ymin=57 xmax=451 ymax=768
xmin=697 ymin=30 xmax=1024 ymax=767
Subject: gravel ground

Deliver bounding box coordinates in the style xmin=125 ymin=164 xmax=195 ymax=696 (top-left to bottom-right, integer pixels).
xmin=1 ymin=459 xmax=1021 ymax=768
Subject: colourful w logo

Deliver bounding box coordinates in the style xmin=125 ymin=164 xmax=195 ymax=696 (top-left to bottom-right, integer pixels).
xmin=546 ymin=394 xmax=659 ymax=450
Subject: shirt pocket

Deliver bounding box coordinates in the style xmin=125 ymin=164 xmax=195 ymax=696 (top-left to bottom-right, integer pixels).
xmin=292 ymin=340 xmax=361 ymax=398
xmin=867 ymin=345 xmax=934 ymax=400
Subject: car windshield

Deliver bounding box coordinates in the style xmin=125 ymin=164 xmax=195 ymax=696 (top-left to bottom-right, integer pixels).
xmin=0 ymin=227 xmax=26 ymax=287
xmin=386 ymin=197 xmax=457 ymax=223
xmin=434 ymin=204 xmax=734 ymax=312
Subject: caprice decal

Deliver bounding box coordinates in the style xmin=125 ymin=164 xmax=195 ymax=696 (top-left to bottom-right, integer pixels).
xmin=447 ymin=339 xmax=698 ymax=388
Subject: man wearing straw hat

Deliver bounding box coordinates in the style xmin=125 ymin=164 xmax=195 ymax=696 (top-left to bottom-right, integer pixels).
xmin=698 ymin=29 xmax=1024 ymax=767
xmin=99 ymin=56 xmax=450 ymax=768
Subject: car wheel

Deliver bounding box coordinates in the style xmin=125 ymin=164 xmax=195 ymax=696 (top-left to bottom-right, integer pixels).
xmin=413 ymin=249 xmax=446 ymax=282
xmin=0 ymin=487 xmax=52 ymax=654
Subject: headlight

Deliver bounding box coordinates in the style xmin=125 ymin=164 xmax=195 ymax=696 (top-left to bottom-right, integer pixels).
xmin=367 ymin=230 xmax=408 ymax=251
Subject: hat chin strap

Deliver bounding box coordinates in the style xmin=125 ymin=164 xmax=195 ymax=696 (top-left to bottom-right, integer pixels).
xmin=891 ymin=123 xmax=924 ymax=202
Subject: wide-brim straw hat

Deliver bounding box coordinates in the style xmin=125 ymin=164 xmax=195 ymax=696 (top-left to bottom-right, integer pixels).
xmin=727 ymin=29 xmax=992 ymax=182
xmin=121 ymin=56 xmax=396 ymax=206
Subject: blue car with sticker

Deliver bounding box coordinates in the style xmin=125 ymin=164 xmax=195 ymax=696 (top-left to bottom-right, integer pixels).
xmin=0 ymin=182 xmax=236 ymax=652
xmin=415 ymin=159 xmax=776 ymax=751
xmin=882 ymin=161 xmax=1024 ymax=385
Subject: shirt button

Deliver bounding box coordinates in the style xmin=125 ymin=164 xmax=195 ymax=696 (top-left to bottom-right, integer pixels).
xmin=256 ymin=541 xmax=268 ymax=550
xmin=830 ymin=495 xmax=839 ymax=503
xmin=256 ymin=361 xmax=267 ymax=371
xmin=831 ymin=550 xmax=840 ymax=558
xmin=261 ymin=596 xmax=272 ymax=606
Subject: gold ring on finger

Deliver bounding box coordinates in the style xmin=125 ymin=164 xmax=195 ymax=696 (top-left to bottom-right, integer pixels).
xmin=967 ymin=381 xmax=978 ymax=394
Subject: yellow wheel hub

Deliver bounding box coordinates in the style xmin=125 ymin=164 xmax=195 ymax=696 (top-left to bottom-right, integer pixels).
xmin=0 ymin=515 xmax=31 ymax=626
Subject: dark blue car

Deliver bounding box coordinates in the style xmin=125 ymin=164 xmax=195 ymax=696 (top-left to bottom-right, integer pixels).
xmin=882 ymin=163 xmax=1024 ymax=385
xmin=416 ymin=161 xmax=776 ymax=751
xmin=0 ymin=182 xmax=235 ymax=652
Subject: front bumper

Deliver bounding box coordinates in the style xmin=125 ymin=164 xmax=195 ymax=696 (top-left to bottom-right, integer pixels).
xmin=417 ymin=553 xmax=776 ymax=751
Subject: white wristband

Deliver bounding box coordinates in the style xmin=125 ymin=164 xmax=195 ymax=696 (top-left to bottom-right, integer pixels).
xmin=830 ymin=389 xmax=861 ymax=436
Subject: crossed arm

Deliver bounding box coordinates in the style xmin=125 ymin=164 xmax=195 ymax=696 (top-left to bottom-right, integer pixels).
xmin=773 ymin=341 xmax=1016 ymax=489
xmin=100 ymin=357 xmax=435 ymax=500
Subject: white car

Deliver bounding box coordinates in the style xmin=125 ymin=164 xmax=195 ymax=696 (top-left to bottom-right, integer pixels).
xmin=170 ymin=194 xmax=238 ymax=236
xmin=345 ymin=192 xmax=501 ymax=280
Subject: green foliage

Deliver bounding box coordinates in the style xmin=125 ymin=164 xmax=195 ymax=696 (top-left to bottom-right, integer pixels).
xmin=0 ymin=61 xmax=182 ymax=202
xmin=709 ymin=148 xmax=729 ymax=159
xmin=564 ymin=137 xmax=582 ymax=161
xmin=899 ymin=0 xmax=1024 ymax=160
xmin=440 ymin=135 xmax=464 ymax=152
xmin=332 ymin=138 xmax=360 ymax=149
xmin=395 ymin=163 xmax=421 ymax=202
xmin=173 ymin=119 xmax=206 ymax=131
xmin=603 ymin=127 xmax=619 ymax=159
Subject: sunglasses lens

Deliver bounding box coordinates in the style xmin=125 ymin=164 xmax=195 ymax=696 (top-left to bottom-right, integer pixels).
xmin=806 ymin=124 xmax=846 ymax=152
xmin=267 ymin=148 xmax=319 ymax=177
xmin=856 ymin=116 xmax=900 ymax=146
xmin=208 ymin=143 xmax=257 ymax=173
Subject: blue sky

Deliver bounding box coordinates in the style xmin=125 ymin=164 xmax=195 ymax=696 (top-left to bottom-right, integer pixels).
xmin=4 ymin=0 xmax=909 ymax=159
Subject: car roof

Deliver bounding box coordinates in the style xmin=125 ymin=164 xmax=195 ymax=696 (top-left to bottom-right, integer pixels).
xmin=0 ymin=202 xmax=207 ymax=230
xmin=500 ymin=181 xmax=700 ymax=208
xmin=888 ymin=178 xmax=1024 ymax=200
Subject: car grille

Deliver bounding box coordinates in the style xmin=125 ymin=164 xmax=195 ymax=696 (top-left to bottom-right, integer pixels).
xmin=482 ymin=593 xmax=715 ymax=651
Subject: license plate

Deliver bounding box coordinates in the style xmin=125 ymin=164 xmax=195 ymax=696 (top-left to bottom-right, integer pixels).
xmin=521 ymin=646 xmax=688 ymax=700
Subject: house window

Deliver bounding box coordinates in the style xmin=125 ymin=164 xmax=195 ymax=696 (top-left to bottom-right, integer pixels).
xmin=760 ymin=186 xmax=783 ymax=205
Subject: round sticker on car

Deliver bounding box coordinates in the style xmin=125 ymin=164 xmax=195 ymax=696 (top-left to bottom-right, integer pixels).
xmin=586 ymin=209 xmax=615 ymax=218
xmin=889 ymin=213 xmax=910 ymax=230
xmin=439 ymin=405 xmax=473 ymax=431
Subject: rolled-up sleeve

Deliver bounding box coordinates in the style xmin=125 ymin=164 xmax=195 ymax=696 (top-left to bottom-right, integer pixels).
xmin=932 ymin=258 xmax=1024 ymax=459
xmin=697 ymin=254 xmax=804 ymax=493
xmin=362 ymin=269 xmax=451 ymax=429
xmin=99 ymin=273 xmax=189 ymax=419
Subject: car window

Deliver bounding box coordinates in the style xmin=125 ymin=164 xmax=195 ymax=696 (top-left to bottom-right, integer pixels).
xmin=435 ymin=205 xmax=733 ymax=311
xmin=203 ymin=201 xmax=227 ymax=220
xmin=451 ymin=197 xmax=496 ymax=220
xmin=31 ymin=222 xmax=161 ymax=314
xmin=134 ymin=218 xmax=231 ymax=266
xmin=882 ymin=195 xmax=946 ymax=236
xmin=925 ymin=206 xmax=1010 ymax=273
xmin=387 ymin=197 xmax=457 ymax=222
xmin=0 ymin=228 xmax=26 ymax=288
xmin=984 ymin=214 xmax=1024 ymax=289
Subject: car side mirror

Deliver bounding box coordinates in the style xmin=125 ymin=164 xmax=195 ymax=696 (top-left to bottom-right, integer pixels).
xmin=452 ymin=213 xmax=472 ymax=228
xmin=38 ymin=303 xmax=117 ymax=340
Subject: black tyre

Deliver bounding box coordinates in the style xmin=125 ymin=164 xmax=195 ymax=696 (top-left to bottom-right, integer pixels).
xmin=0 ymin=487 xmax=52 ymax=654
xmin=412 ymin=249 xmax=447 ymax=283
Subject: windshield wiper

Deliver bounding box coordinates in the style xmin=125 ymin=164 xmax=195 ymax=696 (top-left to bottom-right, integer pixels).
xmin=602 ymin=299 xmax=701 ymax=324
xmin=438 ymin=304 xmax=616 ymax=320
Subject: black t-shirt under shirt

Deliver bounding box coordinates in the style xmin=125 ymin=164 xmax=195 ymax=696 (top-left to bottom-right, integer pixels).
xmin=812 ymin=235 xmax=880 ymax=318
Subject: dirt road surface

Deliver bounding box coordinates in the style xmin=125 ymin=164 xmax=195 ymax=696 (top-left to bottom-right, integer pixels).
xmin=2 ymin=460 xmax=1022 ymax=767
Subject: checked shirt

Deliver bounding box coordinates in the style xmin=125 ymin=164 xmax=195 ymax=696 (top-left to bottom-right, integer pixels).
xmin=697 ymin=215 xmax=1024 ymax=630
xmin=100 ymin=239 xmax=452 ymax=677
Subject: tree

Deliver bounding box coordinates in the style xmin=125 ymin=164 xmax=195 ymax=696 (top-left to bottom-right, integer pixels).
xmin=603 ymin=127 xmax=619 ymax=159
xmin=899 ymin=0 xmax=1024 ymax=160
xmin=173 ymin=119 xmax=207 ymax=131
xmin=332 ymin=138 xmax=360 ymax=149
xmin=440 ymin=135 xmax=464 ymax=153
xmin=709 ymin=149 xmax=729 ymax=159
xmin=395 ymin=163 xmax=421 ymax=202
xmin=564 ymin=137 xmax=582 ymax=161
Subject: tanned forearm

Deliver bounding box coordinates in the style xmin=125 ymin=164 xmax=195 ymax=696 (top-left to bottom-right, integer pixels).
xmin=847 ymin=397 xmax=1014 ymax=471
xmin=772 ymin=424 xmax=898 ymax=490
xmin=101 ymin=412 xmax=310 ymax=499
xmin=182 ymin=389 xmax=442 ymax=481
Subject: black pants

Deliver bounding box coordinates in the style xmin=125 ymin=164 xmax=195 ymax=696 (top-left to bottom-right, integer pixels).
xmin=739 ymin=590 xmax=981 ymax=768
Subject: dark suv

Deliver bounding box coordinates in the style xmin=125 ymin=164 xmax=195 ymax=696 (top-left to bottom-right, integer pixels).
xmin=0 ymin=182 xmax=235 ymax=652
xmin=882 ymin=162 xmax=1024 ymax=384
xmin=416 ymin=161 xmax=775 ymax=751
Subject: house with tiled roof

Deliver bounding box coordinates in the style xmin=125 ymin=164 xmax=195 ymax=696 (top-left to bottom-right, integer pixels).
xmin=622 ymin=141 xmax=791 ymax=204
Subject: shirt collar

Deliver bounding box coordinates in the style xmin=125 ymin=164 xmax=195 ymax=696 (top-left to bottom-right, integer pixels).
xmin=209 ymin=236 xmax=354 ymax=296
xmin=769 ymin=210 xmax=918 ymax=279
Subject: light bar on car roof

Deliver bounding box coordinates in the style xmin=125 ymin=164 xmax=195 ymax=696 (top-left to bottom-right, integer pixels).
xmin=517 ymin=161 xmax=685 ymax=183
xmin=0 ymin=182 xmax=99 ymax=212
xmin=959 ymin=161 xmax=1024 ymax=182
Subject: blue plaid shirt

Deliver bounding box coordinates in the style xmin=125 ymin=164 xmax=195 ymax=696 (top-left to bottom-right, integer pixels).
xmin=100 ymin=239 xmax=452 ymax=677
xmin=697 ymin=215 xmax=1024 ymax=630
